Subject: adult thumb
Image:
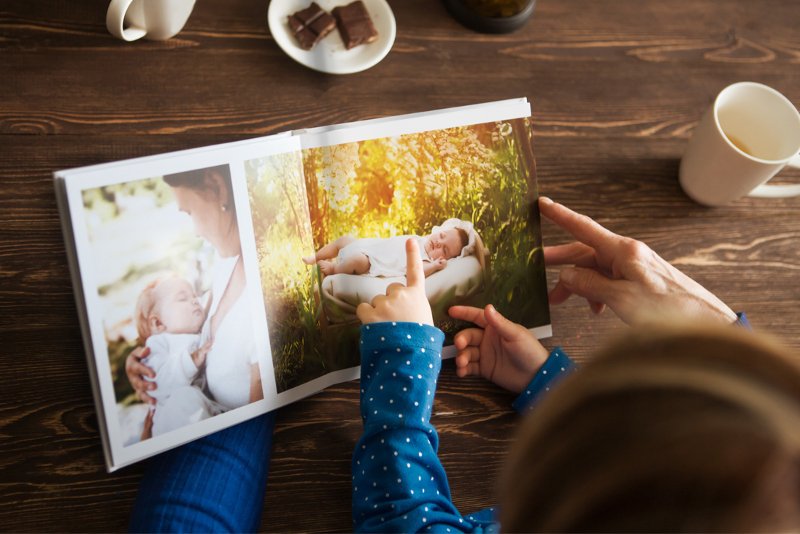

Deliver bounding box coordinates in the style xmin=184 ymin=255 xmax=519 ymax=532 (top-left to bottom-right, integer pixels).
xmin=484 ymin=304 xmax=524 ymax=341
xmin=558 ymin=267 xmax=617 ymax=307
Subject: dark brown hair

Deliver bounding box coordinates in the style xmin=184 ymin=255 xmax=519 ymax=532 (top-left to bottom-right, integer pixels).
xmin=456 ymin=227 xmax=469 ymax=249
xmin=500 ymin=323 xmax=800 ymax=532
xmin=163 ymin=164 xmax=235 ymax=215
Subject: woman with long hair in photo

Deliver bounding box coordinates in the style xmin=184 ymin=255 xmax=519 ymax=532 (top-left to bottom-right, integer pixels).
xmin=127 ymin=165 xmax=271 ymax=531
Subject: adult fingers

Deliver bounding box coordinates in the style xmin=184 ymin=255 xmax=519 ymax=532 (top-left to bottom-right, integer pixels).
xmin=550 ymin=280 xmax=608 ymax=312
xmin=405 ymin=238 xmax=425 ymax=289
xmin=138 ymin=390 xmax=156 ymax=405
xmin=454 ymin=328 xmax=484 ymax=350
xmin=557 ymin=266 xmax=620 ymax=308
xmin=548 ymin=280 xmax=573 ymax=306
xmin=130 ymin=345 xmax=151 ymax=360
xmin=130 ymin=358 xmax=156 ymax=381
xmin=539 ymin=197 xmax=621 ymax=251
xmin=448 ymin=305 xmax=488 ymax=328
xmin=543 ymin=242 xmax=596 ymax=267
xmin=483 ymin=304 xmax=525 ymax=341
xmin=589 ymin=300 xmax=606 ymax=314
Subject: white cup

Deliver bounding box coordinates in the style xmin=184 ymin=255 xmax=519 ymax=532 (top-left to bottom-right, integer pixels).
xmin=106 ymin=0 xmax=196 ymax=41
xmin=679 ymin=82 xmax=800 ymax=206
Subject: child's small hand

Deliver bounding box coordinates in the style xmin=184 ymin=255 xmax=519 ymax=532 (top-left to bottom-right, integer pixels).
xmin=357 ymin=239 xmax=434 ymax=326
xmin=434 ymin=258 xmax=447 ymax=271
xmin=192 ymin=338 xmax=213 ymax=368
xmin=448 ymin=304 xmax=550 ymax=393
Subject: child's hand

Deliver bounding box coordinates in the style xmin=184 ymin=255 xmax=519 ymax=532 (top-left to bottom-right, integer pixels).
xmin=448 ymin=304 xmax=550 ymax=393
xmin=357 ymin=239 xmax=434 ymax=326
xmin=192 ymin=338 xmax=212 ymax=368
xmin=434 ymin=258 xmax=447 ymax=271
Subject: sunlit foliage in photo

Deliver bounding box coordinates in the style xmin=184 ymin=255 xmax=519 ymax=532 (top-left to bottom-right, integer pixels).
xmin=248 ymin=119 xmax=549 ymax=392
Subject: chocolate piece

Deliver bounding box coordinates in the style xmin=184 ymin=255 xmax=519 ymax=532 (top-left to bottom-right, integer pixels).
xmin=332 ymin=1 xmax=378 ymax=50
xmin=288 ymin=2 xmax=336 ymax=50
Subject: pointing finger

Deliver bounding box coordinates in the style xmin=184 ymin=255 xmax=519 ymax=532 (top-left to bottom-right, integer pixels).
xmin=405 ymin=238 xmax=425 ymax=289
xmin=539 ymin=197 xmax=622 ymax=252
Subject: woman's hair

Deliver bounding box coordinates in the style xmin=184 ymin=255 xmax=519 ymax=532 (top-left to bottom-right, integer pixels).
xmin=163 ymin=164 xmax=235 ymax=215
xmin=500 ymin=323 xmax=800 ymax=532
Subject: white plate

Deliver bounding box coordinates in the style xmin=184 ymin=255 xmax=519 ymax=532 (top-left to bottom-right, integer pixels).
xmin=268 ymin=0 xmax=396 ymax=75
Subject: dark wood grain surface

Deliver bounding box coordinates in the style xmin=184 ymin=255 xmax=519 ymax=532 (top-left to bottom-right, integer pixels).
xmin=2 ymin=0 xmax=798 ymax=531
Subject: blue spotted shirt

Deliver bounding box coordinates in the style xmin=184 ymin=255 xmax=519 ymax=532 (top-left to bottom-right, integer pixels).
xmin=352 ymin=322 xmax=575 ymax=532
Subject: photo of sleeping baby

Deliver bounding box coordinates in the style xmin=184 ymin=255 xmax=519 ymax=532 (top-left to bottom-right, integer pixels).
xmin=81 ymin=164 xmax=264 ymax=446
xmin=304 ymin=220 xmax=487 ymax=324
xmin=247 ymin=118 xmax=549 ymax=393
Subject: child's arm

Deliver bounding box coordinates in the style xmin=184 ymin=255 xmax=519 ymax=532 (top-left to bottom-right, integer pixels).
xmin=355 ymin=323 xmax=474 ymax=531
xmin=353 ymin=240 xmax=491 ymax=532
xmin=422 ymin=258 xmax=446 ymax=278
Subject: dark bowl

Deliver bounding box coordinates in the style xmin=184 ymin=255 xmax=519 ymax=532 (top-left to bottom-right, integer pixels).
xmin=442 ymin=0 xmax=537 ymax=34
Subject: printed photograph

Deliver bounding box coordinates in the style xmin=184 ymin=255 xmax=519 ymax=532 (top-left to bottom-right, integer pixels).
xmin=81 ymin=164 xmax=264 ymax=447
xmin=247 ymin=118 xmax=549 ymax=393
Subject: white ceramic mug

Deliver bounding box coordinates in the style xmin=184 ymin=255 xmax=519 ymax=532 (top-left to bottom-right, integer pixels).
xmin=679 ymin=82 xmax=800 ymax=206
xmin=106 ymin=0 xmax=196 ymax=41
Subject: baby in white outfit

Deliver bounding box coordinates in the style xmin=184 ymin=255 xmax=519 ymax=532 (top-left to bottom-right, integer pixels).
xmin=135 ymin=276 xmax=213 ymax=437
xmin=303 ymin=218 xmax=483 ymax=278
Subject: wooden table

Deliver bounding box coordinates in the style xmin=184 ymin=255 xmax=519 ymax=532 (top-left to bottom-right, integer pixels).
xmin=2 ymin=0 xmax=798 ymax=531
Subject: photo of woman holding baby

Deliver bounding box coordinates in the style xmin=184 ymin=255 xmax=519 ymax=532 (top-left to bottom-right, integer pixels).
xmin=125 ymin=165 xmax=263 ymax=439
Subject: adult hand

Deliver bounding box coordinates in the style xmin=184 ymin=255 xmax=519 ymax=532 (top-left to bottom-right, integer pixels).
xmin=140 ymin=406 xmax=154 ymax=441
xmin=448 ymin=304 xmax=549 ymax=394
xmin=357 ymin=239 xmax=434 ymax=326
xmin=540 ymin=197 xmax=737 ymax=325
xmin=125 ymin=346 xmax=156 ymax=405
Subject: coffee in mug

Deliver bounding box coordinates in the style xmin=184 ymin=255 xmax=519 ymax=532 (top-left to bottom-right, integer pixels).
xmin=106 ymin=0 xmax=196 ymax=42
xmin=679 ymin=82 xmax=800 ymax=206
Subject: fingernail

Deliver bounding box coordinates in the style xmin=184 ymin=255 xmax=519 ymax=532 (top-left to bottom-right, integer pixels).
xmin=539 ymin=196 xmax=553 ymax=205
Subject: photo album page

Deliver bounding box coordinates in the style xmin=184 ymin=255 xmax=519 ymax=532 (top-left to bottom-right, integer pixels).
xmin=55 ymin=98 xmax=551 ymax=471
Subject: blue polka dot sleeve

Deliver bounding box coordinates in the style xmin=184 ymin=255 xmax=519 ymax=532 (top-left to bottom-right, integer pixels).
xmin=512 ymin=347 xmax=576 ymax=413
xmin=353 ymin=322 xmax=497 ymax=533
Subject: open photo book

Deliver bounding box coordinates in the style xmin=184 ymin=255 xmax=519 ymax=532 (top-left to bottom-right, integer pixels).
xmin=54 ymin=98 xmax=551 ymax=471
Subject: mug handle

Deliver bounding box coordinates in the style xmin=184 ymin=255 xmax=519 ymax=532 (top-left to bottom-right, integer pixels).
xmin=106 ymin=0 xmax=147 ymax=41
xmin=749 ymin=153 xmax=800 ymax=198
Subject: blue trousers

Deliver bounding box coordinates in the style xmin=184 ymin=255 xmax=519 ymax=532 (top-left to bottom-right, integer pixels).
xmin=129 ymin=412 xmax=276 ymax=533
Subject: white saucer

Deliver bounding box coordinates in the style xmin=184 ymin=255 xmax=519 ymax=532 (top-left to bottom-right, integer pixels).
xmin=268 ymin=0 xmax=396 ymax=75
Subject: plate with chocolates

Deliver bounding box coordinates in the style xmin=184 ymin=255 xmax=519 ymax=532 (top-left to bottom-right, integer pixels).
xmin=268 ymin=0 xmax=396 ymax=74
